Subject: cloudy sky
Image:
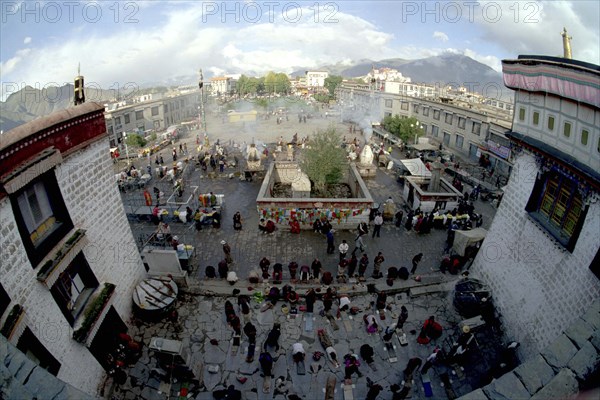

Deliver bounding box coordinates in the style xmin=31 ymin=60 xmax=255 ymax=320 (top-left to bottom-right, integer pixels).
xmin=1 ymin=1 xmax=599 ymax=99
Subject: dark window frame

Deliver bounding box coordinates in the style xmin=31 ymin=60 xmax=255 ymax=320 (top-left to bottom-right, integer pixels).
xmin=135 ymin=110 xmax=144 ymax=120
xmin=525 ymin=169 xmax=587 ymax=252
xmin=50 ymin=252 xmax=99 ymax=326
xmin=17 ymin=327 xmax=61 ymax=376
xmin=0 ymin=284 xmax=10 ymax=319
xmin=10 ymin=172 xmax=74 ymax=267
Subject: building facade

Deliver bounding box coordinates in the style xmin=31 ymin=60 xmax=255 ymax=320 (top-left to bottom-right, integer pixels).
xmin=470 ymin=55 xmax=600 ymax=357
xmin=210 ymin=77 xmax=237 ymax=96
xmin=305 ymin=71 xmax=329 ymax=88
xmin=336 ymin=84 xmax=514 ymax=176
xmin=0 ymin=102 xmax=147 ymax=394
xmin=104 ymin=91 xmax=201 ymax=148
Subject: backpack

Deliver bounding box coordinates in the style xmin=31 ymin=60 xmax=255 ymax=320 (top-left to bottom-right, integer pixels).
xmin=259 ymin=352 xmax=273 ymax=363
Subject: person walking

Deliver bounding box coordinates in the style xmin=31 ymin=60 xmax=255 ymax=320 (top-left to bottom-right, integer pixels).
xmin=352 ymin=234 xmax=365 ymax=255
xmin=411 ymin=253 xmax=423 ymax=274
xmin=233 ymin=211 xmax=242 ymax=230
xmin=372 ymin=212 xmax=383 ymax=238
xmin=222 ymin=240 xmax=233 ymax=264
xmin=338 ymin=239 xmax=349 ymax=262
xmin=326 ymin=229 xmax=335 ymax=254
xmin=259 ymin=257 xmax=271 ymax=280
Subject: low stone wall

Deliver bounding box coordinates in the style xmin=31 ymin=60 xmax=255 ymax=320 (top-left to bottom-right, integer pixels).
xmin=458 ymin=299 xmax=600 ymax=400
xmin=256 ymin=163 xmax=374 ymax=230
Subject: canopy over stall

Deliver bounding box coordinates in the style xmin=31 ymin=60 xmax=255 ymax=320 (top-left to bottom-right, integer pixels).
xmin=399 ymin=158 xmax=432 ymax=178
xmin=452 ymin=228 xmax=488 ymax=257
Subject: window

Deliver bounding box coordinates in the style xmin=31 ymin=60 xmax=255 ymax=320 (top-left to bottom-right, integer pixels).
xmin=164 ymin=104 xmax=169 ymax=113
xmin=458 ymin=117 xmax=466 ymax=129
xmin=0 ymin=284 xmax=10 ymax=319
xmin=526 ymin=170 xmax=587 ymax=251
xmin=433 ymin=110 xmax=440 ymax=120
xmin=472 ymin=122 xmax=481 ymax=135
xmin=423 ymin=108 xmax=429 ymax=117
xmin=518 ymin=107 xmax=525 ymax=121
xmin=431 ymin=125 xmax=439 ymax=137
xmin=563 ymin=122 xmax=571 ymax=138
xmin=581 ymin=129 xmax=589 ymax=146
xmin=445 ymin=113 xmax=453 ymax=124
xmin=455 ymin=135 xmax=464 ymax=149
xmin=413 ymin=104 xmax=419 ymax=114
xmin=114 ymin=117 xmax=121 ymax=126
xmin=50 ymin=253 xmax=99 ymax=326
xmin=151 ymin=106 xmax=159 ymax=116
xmin=401 ymin=102 xmax=409 ymax=111
xmin=384 ymin=112 xmax=392 ymax=118
xmin=548 ymin=116 xmax=555 ymax=131
xmin=385 ymin=99 xmax=393 ymax=108
xmin=532 ymin=111 xmax=540 ymax=126
xmin=135 ymin=110 xmax=144 ymax=120
xmin=443 ymin=131 xmax=451 ymax=145
xmin=124 ymin=113 xmax=130 ymax=124
xmin=17 ymin=328 xmax=61 ymax=376
xmin=11 ymin=173 xmax=73 ymax=267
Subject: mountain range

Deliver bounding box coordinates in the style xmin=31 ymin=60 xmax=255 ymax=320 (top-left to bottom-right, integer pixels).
xmin=1 ymin=54 xmax=504 ymax=133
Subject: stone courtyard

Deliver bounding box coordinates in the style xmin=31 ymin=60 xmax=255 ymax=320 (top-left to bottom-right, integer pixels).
xmin=107 ymin=110 xmax=510 ymax=399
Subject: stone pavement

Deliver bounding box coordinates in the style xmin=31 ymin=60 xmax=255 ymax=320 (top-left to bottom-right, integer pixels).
xmin=108 ymin=116 xmax=507 ymax=399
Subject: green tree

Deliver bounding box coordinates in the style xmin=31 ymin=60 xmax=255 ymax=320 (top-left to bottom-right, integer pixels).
xmin=264 ymin=71 xmax=291 ymax=94
xmin=313 ymin=93 xmax=331 ymax=103
xmin=301 ymin=128 xmax=348 ymax=196
xmin=324 ymin=75 xmax=343 ymax=96
xmin=125 ymin=133 xmax=147 ymax=147
xmin=382 ymin=115 xmax=424 ymax=145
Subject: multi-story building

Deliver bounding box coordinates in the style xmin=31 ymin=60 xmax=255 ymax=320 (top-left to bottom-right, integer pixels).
xmin=305 ymin=71 xmax=329 ymax=88
xmin=104 ymin=91 xmax=200 ymax=148
xmin=364 ymin=67 xmax=410 ymax=83
xmin=0 ymin=102 xmax=147 ymax=394
xmin=210 ymin=76 xmax=237 ymax=96
xmin=470 ymin=55 xmax=600 ymax=357
xmin=336 ymin=84 xmax=514 ymax=176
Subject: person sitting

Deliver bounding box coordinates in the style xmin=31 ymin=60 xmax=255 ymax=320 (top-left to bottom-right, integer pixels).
xmin=267 ymin=287 xmax=280 ymax=305
xmin=363 ymin=314 xmax=379 ymax=333
xmin=265 ymin=219 xmax=276 ymax=234
xmin=313 ymin=218 xmax=322 ymax=233
xmin=299 ymin=265 xmax=310 ymax=281
xmin=321 ymin=271 xmax=333 ymax=285
xmin=289 ymin=219 xmax=300 ymax=234
xmin=286 ymin=290 xmax=299 ymax=304
xmin=292 ymin=342 xmax=306 ymax=363
xmin=227 ymin=271 xmax=238 ymax=286
xmin=259 ymin=218 xmax=267 ymax=233
xmin=339 ymin=295 xmax=351 ymax=312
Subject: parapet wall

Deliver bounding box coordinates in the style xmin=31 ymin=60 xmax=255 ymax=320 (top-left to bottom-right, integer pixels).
xmin=256 ymin=162 xmax=373 ymax=230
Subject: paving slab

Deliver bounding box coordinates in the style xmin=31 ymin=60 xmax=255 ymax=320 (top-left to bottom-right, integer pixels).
xmin=530 ymin=368 xmax=579 ymax=400
xmin=540 ymin=334 xmax=578 ymax=371
xmin=564 ymin=318 xmax=595 ymax=350
xmin=482 ymin=372 xmax=530 ymax=400
xmin=513 ymin=354 xmax=555 ymax=395
xmin=566 ymin=341 xmax=600 ymax=382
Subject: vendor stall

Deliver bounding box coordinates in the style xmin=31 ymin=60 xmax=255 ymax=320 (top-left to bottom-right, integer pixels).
xmin=452 ymin=228 xmax=487 ymax=257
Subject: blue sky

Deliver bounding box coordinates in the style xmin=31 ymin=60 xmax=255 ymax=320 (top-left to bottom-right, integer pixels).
xmin=1 ymin=1 xmax=599 ymax=100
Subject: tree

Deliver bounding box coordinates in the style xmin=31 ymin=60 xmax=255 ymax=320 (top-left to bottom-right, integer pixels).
xmin=313 ymin=93 xmax=331 ymax=103
xmin=301 ymin=128 xmax=348 ymax=196
xmin=125 ymin=133 xmax=147 ymax=148
xmin=382 ymin=115 xmax=424 ymax=145
xmin=264 ymin=71 xmax=290 ymax=94
xmin=324 ymin=75 xmax=343 ymax=97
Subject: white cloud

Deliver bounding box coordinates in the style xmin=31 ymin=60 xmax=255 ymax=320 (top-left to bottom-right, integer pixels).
xmin=473 ymin=1 xmax=599 ymax=64
xmin=0 ymin=4 xmax=399 ymax=97
xmin=23 ymin=37 xmax=31 ymax=44
xmin=433 ymin=31 xmax=449 ymax=42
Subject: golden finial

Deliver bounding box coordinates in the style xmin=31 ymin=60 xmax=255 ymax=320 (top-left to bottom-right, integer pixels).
xmin=561 ymin=27 xmax=572 ymax=59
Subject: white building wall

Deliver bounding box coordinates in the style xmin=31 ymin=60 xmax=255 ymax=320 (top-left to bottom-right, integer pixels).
xmin=512 ymin=92 xmax=600 ymax=172
xmin=470 ymin=152 xmax=600 ymax=358
xmin=0 ymin=138 xmax=146 ymax=394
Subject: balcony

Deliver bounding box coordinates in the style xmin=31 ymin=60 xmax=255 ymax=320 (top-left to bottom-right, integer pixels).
xmin=72 ymin=283 xmax=116 ymax=345
xmin=0 ymin=304 xmax=26 ymax=343
xmin=37 ymin=229 xmax=88 ymax=287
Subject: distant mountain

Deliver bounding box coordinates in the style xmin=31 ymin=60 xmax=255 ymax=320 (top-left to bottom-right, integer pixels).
xmin=293 ymin=53 xmax=504 ymax=95
xmin=1 ymin=84 xmax=133 ymax=133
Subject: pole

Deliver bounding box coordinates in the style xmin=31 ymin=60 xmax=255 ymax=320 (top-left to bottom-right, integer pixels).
xmin=124 ymin=133 xmax=130 ymax=165
xmin=199 ymin=69 xmax=208 ymax=146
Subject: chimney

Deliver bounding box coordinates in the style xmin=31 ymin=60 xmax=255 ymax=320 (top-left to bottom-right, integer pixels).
xmin=429 ymin=162 xmax=442 ymax=192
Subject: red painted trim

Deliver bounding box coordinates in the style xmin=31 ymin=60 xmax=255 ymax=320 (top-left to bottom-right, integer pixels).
xmin=0 ymin=111 xmax=107 ymax=181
